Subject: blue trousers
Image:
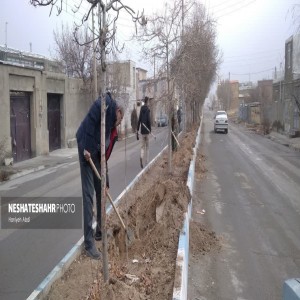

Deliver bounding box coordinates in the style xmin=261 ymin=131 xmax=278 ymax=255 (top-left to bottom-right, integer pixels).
xmin=78 ymin=148 xmax=102 ymax=250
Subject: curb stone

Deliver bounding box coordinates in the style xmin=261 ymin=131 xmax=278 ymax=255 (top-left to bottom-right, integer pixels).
xmin=172 ymin=113 xmax=202 ymax=300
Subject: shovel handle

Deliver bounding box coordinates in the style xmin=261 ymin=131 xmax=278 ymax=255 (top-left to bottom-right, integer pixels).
xmin=171 ymin=130 xmax=180 ymax=147
xmin=106 ymin=192 xmax=127 ymax=231
xmin=142 ymin=123 xmax=156 ymax=140
xmin=88 ymin=158 xmax=127 ymax=232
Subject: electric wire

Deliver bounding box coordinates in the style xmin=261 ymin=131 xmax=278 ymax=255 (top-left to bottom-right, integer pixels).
xmin=231 ymin=67 xmax=274 ymax=76
xmin=213 ymin=0 xmax=255 ymax=15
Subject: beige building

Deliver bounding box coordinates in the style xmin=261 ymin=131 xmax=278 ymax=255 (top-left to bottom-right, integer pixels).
xmin=0 ymin=46 xmax=91 ymax=163
xmin=106 ymin=60 xmax=137 ymax=134
xmin=137 ymin=69 xmax=168 ymax=124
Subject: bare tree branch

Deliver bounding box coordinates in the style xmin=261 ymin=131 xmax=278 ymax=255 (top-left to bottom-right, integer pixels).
xmin=30 ymin=0 xmax=146 ymax=60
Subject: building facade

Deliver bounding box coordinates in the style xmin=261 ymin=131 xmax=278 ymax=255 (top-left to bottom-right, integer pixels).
xmin=0 ymin=47 xmax=91 ymax=163
xmin=106 ymin=60 xmax=137 ymax=135
xmin=273 ymin=34 xmax=300 ymax=136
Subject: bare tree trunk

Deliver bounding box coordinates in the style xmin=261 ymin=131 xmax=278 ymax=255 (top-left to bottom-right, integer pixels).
xmin=100 ymin=4 xmax=109 ymax=283
xmin=167 ymin=41 xmax=172 ymax=174
xmin=92 ymin=9 xmax=98 ymax=100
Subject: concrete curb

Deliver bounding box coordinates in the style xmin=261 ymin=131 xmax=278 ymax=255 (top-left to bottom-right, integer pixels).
xmin=9 ymin=166 xmax=46 ymax=181
xmin=172 ymin=113 xmax=203 ymax=300
xmin=27 ymin=237 xmax=84 ymax=300
xmin=26 ymin=145 xmax=168 ymax=300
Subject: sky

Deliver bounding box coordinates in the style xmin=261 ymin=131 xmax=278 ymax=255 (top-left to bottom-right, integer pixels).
xmin=0 ymin=0 xmax=298 ymax=86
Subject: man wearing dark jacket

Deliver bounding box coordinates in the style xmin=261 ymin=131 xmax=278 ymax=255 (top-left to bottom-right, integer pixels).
xmin=137 ymin=96 xmax=151 ymax=168
xmin=76 ymin=93 xmax=123 ymax=259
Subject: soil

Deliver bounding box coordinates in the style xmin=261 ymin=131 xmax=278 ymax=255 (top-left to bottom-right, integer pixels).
xmin=46 ymin=127 xmax=219 ymax=300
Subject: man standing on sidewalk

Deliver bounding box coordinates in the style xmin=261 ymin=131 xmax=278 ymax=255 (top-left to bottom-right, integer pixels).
xmin=76 ymin=92 xmax=124 ymax=260
xmin=137 ymin=96 xmax=151 ymax=168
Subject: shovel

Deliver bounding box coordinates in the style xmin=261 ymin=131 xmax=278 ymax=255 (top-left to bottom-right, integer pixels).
xmin=88 ymin=157 xmax=133 ymax=242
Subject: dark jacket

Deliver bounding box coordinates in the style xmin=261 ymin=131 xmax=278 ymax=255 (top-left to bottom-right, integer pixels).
xmin=137 ymin=105 xmax=151 ymax=135
xmin=76 ymin=94 xmax=117 ymax=156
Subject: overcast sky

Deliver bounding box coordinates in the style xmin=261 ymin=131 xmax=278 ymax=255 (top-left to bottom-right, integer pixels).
xmin=0 ymin=0 xmax=298 ymax=85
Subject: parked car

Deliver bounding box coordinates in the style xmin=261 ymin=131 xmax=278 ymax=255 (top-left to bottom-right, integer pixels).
xmin=214 ymin=111 xmax=228 ymax=133
xmin=157 ymin=115 xmax=168 ymax=127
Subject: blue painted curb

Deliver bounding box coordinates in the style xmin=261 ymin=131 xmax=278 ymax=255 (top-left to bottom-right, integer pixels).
xmin=172 ymin=113 xmax=203 ymax=300
xmin=283 ymin=279 xmax=300 ymax=300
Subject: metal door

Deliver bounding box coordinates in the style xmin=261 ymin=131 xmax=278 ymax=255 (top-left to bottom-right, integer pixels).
xmin=10 ymin=92 xmax=31 ymax=162
xmin=47 ymin=94 xmax=61 ymax=151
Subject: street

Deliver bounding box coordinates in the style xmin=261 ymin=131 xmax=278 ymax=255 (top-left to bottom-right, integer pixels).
xmin=188 ymin=111 xmax=300 ymax=300
xmin=0 ymin=127 xmax=168 ymax=300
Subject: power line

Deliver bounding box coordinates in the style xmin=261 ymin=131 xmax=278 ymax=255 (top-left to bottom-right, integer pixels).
xmin=213 ymin=0 xmax=254 ymax=15
xmin=231 ymin=67 xmax=274 ymax=76
xmin=222 ymin=54 xmax=283 ymax=65
xmin=223 ymin=48 xmax=282 ymax=60
xmin=210 ymin=0 xmax=240 ymax=10
xmin=214 ymin=0 xmax=256 ymax=20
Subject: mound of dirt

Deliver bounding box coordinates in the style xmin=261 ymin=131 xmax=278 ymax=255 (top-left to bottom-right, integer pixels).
xmin=46 ymin=127 xmax=211 ymax=300
xmin=189 ymin=221 xmax=220 ymax=257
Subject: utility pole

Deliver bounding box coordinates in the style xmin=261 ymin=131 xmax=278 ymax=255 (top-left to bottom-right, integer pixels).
xmin=227 ymin=72 xmax=230 ymax=111
xmin=5 ymin=22 xmax=8 ymax=48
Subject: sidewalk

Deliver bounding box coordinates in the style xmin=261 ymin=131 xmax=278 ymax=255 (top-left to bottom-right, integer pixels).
xmin=0 ymin=148 xmax=78 ymax=182
xmin=267 ymin=131 xmax=300 ymax=152
xmin=0 ymin=133 xmax=138 ymax=182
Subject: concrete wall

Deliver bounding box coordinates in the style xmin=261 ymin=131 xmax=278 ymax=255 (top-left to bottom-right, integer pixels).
xmin=106 ymin=60 xmax=138 ymax=135
xmin=0 ymin=64 xmax=90 ymax=162
xmin=293 ymin=34 xmax=300 ymax=79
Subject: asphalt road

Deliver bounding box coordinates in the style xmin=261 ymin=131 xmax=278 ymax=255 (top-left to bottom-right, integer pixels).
xmin=188 ymin=111 xmax=300 ymax=300
xmin=0 ymin=127 xmax=168 ymax=300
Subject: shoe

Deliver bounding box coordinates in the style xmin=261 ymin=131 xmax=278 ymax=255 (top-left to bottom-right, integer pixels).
xmin=85 ymin=245 xmax=101 ymax=260
xmin=95 ymin=231 xmax=102 ymax=241
xmin=140 ymin=157 xmax=143 ymax=169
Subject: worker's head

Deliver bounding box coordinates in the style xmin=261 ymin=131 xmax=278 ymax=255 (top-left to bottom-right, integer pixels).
xmin=144 ymin=96 xmax=149 ymax=105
